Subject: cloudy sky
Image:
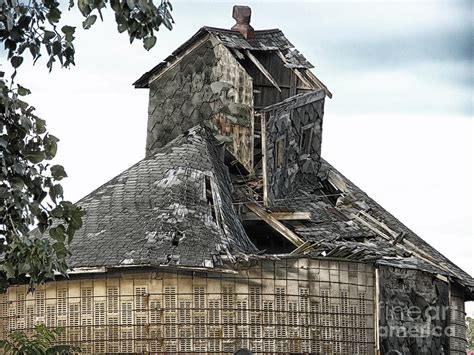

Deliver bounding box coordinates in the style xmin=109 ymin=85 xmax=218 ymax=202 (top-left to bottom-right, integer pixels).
xmin=3 ymin=0 xmax=473 ymax=308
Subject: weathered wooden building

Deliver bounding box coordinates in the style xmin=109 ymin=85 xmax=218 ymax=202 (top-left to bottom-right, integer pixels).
xmin=1 ymin=6 xmax=472 ymax=354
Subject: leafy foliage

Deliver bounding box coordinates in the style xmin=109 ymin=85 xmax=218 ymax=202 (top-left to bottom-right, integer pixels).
xmin=0 ymin=0 xmax=173 ymax=73
xmin=0 ymin=0 xmax=173 ymax=292
xmin=0 ymin=323 xmax=80 ymax=354
xmin=0 ymin=77 xmax=86 ymax=291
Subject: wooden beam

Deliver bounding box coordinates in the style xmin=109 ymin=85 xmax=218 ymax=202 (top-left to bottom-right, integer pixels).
xmin=327 ymin=170 xmax=348 ymax=193
xmin=242 ymin=211 xmax=311 ymax=221
xmin=244 ymin=50 xmax=281 ymax=92
xmin=276 ymin=50 xmax=314 ymax=89
xmin=245 ymin=203 xmax=305 ymax=247
xmin=231 ymin=48 xmax=245 ymax=60
xmin=304 ymin=70 xmax=333 ymax=98
xmin=289 ymin=240 xmax=312 ymax=255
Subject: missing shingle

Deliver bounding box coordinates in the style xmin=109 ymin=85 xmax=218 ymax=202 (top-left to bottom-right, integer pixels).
xmin=205 ymin=175 xmax=217 ymax=222
xmin=171 ymin=230 xmax=184 ymax=247
xmin=172 ymin=234 xmax=179 ymax=246
xmin=243 ymin=220 xmax=295 ymax=254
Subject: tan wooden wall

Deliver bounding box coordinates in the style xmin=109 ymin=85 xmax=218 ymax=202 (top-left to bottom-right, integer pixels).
xmin=0 ymin=258 xmax=375 ymax=354
xmin=212 ymin=40 xmax=254 ymax=172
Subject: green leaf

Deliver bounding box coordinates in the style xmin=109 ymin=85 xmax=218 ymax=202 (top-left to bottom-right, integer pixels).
xmin=46 ymin=8 xmax=61 ymax=23
xmin=143 ymin=35 xmax=156 ymax=50
xmin=43 ymin=30 xmax=56 ymax=42
xmin=78 ymin=0 xmax=92 ymax=16
xmin=49 ymin=225 xmax=66 ymax=243
xmin=117 ymin=22 xmax=128 ymax=33
xmin=82 ymin=14 xmax=97 ymax=29
xmin=61 ymin=25 xmax=76 ymax=42
xmin=29 ymin=43 xmax=40 ymax=59
xmin=52 ymin=41 xmax=62 ymax=56
xmin=110 ymin=0 xmax=120 ymax=11
xmin=36 ymin=118 xmax=47 ymax=134
xmin=53 ymin=242 xmax=68 ymax=258
xmin=50 ymin=165 xmax=67 ymax=180
xmin=25 ymin=151 xmax=46 ymax=164
xmin=11 ymin=56 xmax=23 ymax=68
xmin=9 ymin=176 xmax=24 ymax=190
xmin=2 ymin=263 xmax=15 ymax=279
xmin=17 ymin=84 xmax=31 ymax=96
xmin=20 ymin=114 xmax=32 ymax=130
xmin=61 ymin=25 xmax=75 ymax=35
xmin=43 ymin=134 xmax=59 ymax=159
xmin=49 ymin=184 xmax=64 ymax=203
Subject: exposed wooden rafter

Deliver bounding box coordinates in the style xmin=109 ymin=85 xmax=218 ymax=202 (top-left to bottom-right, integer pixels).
xmin=244 ymin=50 xmax=282 ymax=92
xmin=276 ymin=50 xmax=313 ymax=88
xmin=245 ymin=203 xmax=305 ymax=247
xmin=242 ymin=211 xmax=311 ymax=221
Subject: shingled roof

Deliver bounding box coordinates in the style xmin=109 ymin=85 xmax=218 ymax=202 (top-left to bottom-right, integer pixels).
xmin=134 ymin=26 xmax=319 ymax=89
xmin=268 ymin=159 xmax=474 ymax=290
xmin=67 ymin=127 xmax=256 ymax=270
xmin=65 ymin=123 xmax=473 ymax=296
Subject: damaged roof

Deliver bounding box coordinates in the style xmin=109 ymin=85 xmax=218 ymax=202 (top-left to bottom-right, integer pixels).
xmin=238 ymin=158 xmax=474 ymax=291
xmin=134 ymin=26 xmax=315 ymax=89
xmin=67 ymin=127 xmax=256 ymax=270
xmin=67 ymin=124 xmax=473 ymax=295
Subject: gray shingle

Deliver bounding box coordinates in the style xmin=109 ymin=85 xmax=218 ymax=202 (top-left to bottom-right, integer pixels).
xmin=68 ymin=127 xmax=257 ymax=269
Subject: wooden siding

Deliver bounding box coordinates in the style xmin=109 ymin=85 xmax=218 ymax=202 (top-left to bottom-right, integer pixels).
xmin=242 ymin=51 xmax=315 ymax=109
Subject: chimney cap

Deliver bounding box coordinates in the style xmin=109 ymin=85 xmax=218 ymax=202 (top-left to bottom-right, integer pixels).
xmin=231 ymin=5 xmax=254 ymax=39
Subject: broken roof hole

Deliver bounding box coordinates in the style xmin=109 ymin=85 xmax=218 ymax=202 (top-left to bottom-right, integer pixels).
xmin=171 ymin=232 xmax=181 ymax=246
xmin=314 ymin=179 xmax=342 ymax=206
xmin=243 ymin=220 xmax=295 ymax=254
xmin=204 ymin=175 xmax=216 ymax=221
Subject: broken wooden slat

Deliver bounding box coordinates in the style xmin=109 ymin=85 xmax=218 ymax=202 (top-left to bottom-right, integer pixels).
xmin=327 ymin=170 xmax=348 ymax=193
xmin=275 ymin=50 xmax=314 ymax=89
xmin=358 ymin=210 xmax=398 ymax=238
xmin=245 ymin=203 xmax=305 ymax=247
xmin=350 ymin=213 xmax=392 ymax=241
xmin=303 ymin=70 xmax=333 ymax=98
xmin=289 ymin=240 xmax=312 ymax=255
xmin=244 ymin=50 xmax=282 ymax=92
xmin=231 ymin=47 xmax=246 ymax=60
xmin=292 ymin=68 xmax=314 ymax=89
xmin=242 ymin=211 xmax=311 ymax=221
